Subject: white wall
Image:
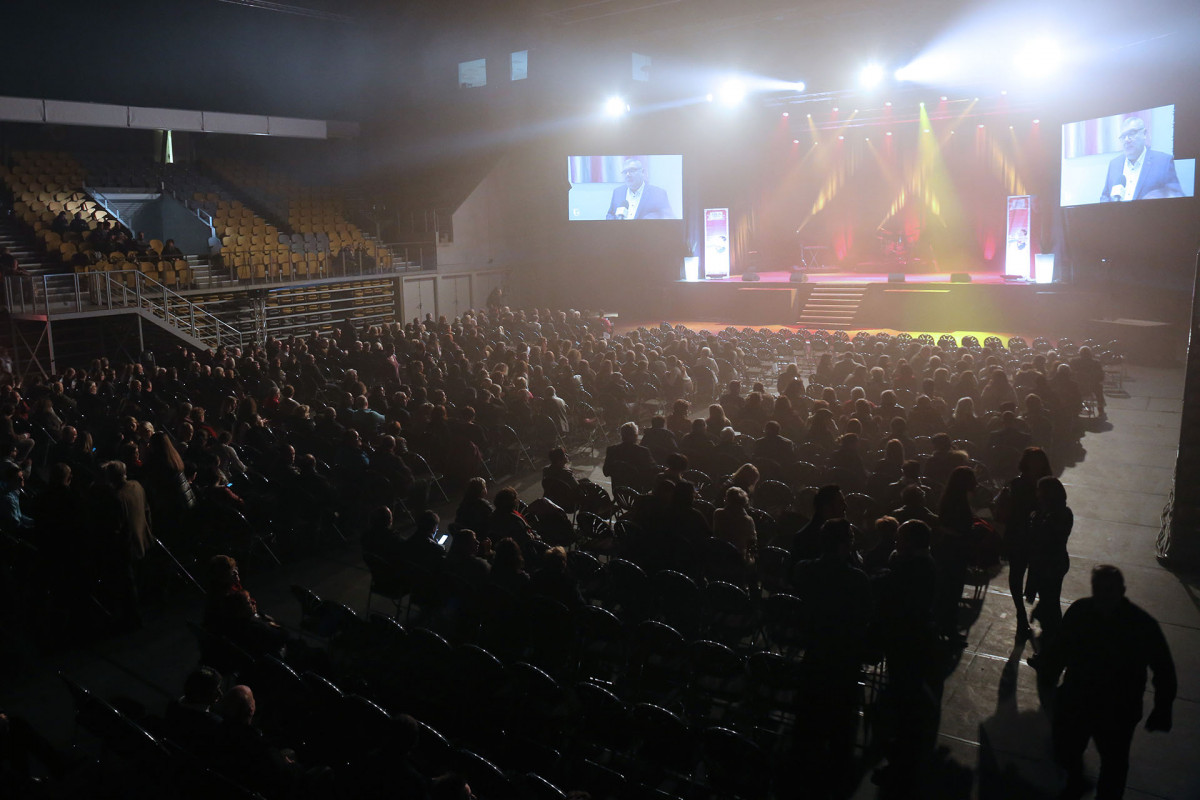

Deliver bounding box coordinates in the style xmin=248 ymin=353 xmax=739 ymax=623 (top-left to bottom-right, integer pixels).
xmin=437 ymin=154 xmax=530 ymax=269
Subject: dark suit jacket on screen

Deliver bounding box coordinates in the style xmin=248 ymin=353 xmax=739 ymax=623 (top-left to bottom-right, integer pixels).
xmin=1100 ymin=149 xmax=1183 ymax=202
xmin=606 ymin=184 xmax=674 ymax=219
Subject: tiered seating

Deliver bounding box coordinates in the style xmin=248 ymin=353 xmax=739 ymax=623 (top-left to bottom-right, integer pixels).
xmin=2 ymin=151 xmax=195 ymax=288
xmin=205 ymin=158 xmax=392 ymax=273
xmin=264 ymin=278 xmax=396 ymax=336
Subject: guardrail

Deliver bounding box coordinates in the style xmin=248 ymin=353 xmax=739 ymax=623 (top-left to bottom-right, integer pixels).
xmin=4 ymin=270 xmax=243 ymax=350
xmin=161 ymin=181 xmax=216 ymax=235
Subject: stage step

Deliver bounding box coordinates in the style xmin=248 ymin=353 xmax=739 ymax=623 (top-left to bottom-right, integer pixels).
xmin=796 ymin=284 xmax=868 ymax=329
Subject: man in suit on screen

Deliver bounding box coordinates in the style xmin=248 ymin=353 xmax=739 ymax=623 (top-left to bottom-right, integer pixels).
xmin=1100 ymin=116 xmax=1183 ymax=202
xmin=606 ymin=158 xmax=674 ymax=219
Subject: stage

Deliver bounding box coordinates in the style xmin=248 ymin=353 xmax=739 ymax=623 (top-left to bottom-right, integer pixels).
xmin=698 ymin=270 xmax=1012 ymax=286
xmin=664 ymin=268 xmax=1104 ymax=335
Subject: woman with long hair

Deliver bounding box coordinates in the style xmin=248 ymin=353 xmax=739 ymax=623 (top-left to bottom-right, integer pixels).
xmin=1027 ymin=476 xmax=1073 ymax=641
xmin=996 ymin=447 xmax=1052 ymax=639
xmin=935 ymin=465 xmax=978 ymax=645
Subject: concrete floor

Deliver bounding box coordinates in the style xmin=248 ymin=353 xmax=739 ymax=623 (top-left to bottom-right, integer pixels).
xmin=1 ymin=365 xmax=1196 ymax=799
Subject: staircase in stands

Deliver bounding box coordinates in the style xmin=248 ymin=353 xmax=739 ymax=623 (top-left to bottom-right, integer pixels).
xmin=795 ymin=283 xmax=867 ymax=330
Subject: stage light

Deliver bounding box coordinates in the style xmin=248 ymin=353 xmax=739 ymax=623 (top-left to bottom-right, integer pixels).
xmin=859 ymin=63 xmax=885 ymax=89
xmin=919 ymin=101 xmax=925 ymax=107
xmin=793 ymin=81 xmax=807 ymax=92
xmin=782 ymin=112 xmax=789 ymax=117
xmin=716 ymin=79 xmax=746 ymax=106
xmin=706 ymin=93 xmax=714 ymax=102
xmin=886 ymin=131 xmax=892 ymax=136
xmin=792 ymin=139 xmax=799 ymax=144
xmin=940 ymin=96 xmax=947 ymax=101
xmin=1033 ymin=119 xmax=1040 ymax=124
xmin=838 ymin=135 xmax=845 ymax=140
xmin=923 ymin=129 xmax=930 ymax=133
xmin=832 ymin=107 xmax=839 ymax=112
xmin=865 ymin=137 xmax=870 ymax=141
xmin=1001 ymin=89 xmax=1008 ymax=95
xmin=885 ymin=101 xmax=892 ymax=107
xmin=1015 ymin=36 xmax=1063 ymax=78
xmin=806 ymin=113 xmax=812 ymax=118
xmin=602 ymin=96 xmax=629 ymax=117
xmin=978 ymin=123 xmax=985 ymax=128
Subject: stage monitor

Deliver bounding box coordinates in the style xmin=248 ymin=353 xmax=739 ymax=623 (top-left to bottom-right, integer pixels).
xmin=567 ymin=155 xmax=683 ymax=221
xmin=1060 ymin=105 xmax=1195 ymax=207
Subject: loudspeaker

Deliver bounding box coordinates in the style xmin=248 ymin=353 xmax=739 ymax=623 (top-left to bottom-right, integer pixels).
xmin=950 ymin=272 xmax=972 ymax=283
xmin=789 ymin=271 xmax=807 ymax=283
xmin=742 ymin=271 xmax=761 ymax=282
xmin=888 ymin=273 xmax=905 ymax=283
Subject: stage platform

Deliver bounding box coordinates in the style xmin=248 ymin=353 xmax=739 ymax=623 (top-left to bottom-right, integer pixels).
xmin=665 ymin=269 xmax=1105 ymax=335
xmin=700 ymin=270 xmax=1012 ymax=285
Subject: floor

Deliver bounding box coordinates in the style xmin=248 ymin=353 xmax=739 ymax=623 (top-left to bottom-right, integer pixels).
xmin=1 ymin=365 xmax=1196 ymax=799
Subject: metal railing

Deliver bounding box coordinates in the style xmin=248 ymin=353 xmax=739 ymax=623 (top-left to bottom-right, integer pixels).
xmin=160 ymin=180 xmax=217 ymax=235
xmin=5 ymin=270 xmax=243 ymax=350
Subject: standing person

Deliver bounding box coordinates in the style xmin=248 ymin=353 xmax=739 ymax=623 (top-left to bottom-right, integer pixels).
xmin=934 ymin=466 xmax=978 ymax=646
xmin=1035 ymin=565 xmax=1175 ymax=800
xmin=90 ymin=460 xmax=153 ymax=631
xmin=869 ymin=519 xmax=939 ymax=791
xmin=1027 ymin=476 xmax=1073 ymax=641
xmin=995 ymin=447 xmax=1053 ymax=639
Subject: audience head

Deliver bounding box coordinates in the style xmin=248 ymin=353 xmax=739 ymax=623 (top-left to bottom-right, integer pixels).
xmin=620 ymin=421 xmax=639 ymax=443
xmin=896 ymin=519 xmax=932 ymax=554
xmin=416 ymin=510 xmax=440 ymax=539
xmin=494 ymin=486 xmax=519 ymax=512
xmin=724 ymin=486 xmax=750 ymax=510
xmin=182 ymin=666 xmax=223 ymax=708
xmin=813 ymin=484 xmax=846 ymax=518
xmin=464 ymin=476 xmax=487 ymax=501
xmin=218 ymin=685 xmax=256 ymax=726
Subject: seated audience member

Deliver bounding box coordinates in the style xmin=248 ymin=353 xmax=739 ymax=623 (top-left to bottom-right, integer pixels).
xmin=713 ymin=486 xmax=757 ymax=560
xmin=455 ymin=477 xmax=493 ymax=535
xmin=907 ymin=395 xmax=944 ymax=437
xmin=160 ymin=239 xmax=184 ymax=258
xmin=681 ymin=417 xmax=716 ymax=461
xmin=826 ymin=432 xmax=867 ymax=492
xmin=488 ymin=537 xmax=530 ymax=595
xmin=210 ymin=685 xmax=301 ymax=797
xmin=665 ymin=399 xmax=692 ymax=438
xmin=529 ymin=545 xmax=584 ymax=607
xmin=488 ymin=487 xmax=543 ymax=562
xmin=0 ymin=247 xmax=29 ymax=278
xmin=718 ymin=380 xmax=745 ymax=418
xmin=659 ymin=452 xmax=689 ymax=483
xmin=790 ymin=484 xmax=847 ymax=567
xmin=362 ymin=505 xmax=405 ymax=565
xmin=663 ymin=480 xmax=712 ymax=545
xmin=541 ymin=446 xmax=580 ymax=506
xmin=754 ymin=420 xmax=795 ymax=466
xmin=989 ymin=409 xmax=1034 ymax=454
xmin=640 ymin=415 xmax=679 ymax=465
xmin=404 ymin=510 xmax=447 ymax=573
xmin=602 ymin=421 xmax=655 ymax=483
xmin=164 ymin=666 xmax=225 ymax=754
xmin=892 ymin=483 xmax=939 ymax=528
xmin=862 ymin=515 xmax=899 ymax=575
xmin=714 ymin=425 xmax=748 ymax=465
xmin=922 ymin=433 xmax=967 ymax=488
xmin=443 ymin=528 xmax=491 ymax=587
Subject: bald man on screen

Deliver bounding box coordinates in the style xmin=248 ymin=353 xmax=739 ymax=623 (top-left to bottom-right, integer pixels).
xmin=1100 ymin=117 xmax=1183 ymax=202
xmin=606 ymin=158 xmax=674 ymax=219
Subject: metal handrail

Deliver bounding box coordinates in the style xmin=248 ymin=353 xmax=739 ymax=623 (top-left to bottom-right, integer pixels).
xmin=4 ymin=270 xmax=242 ymax=350
xmin=160 ymin=180 xmax=216 ymax=235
